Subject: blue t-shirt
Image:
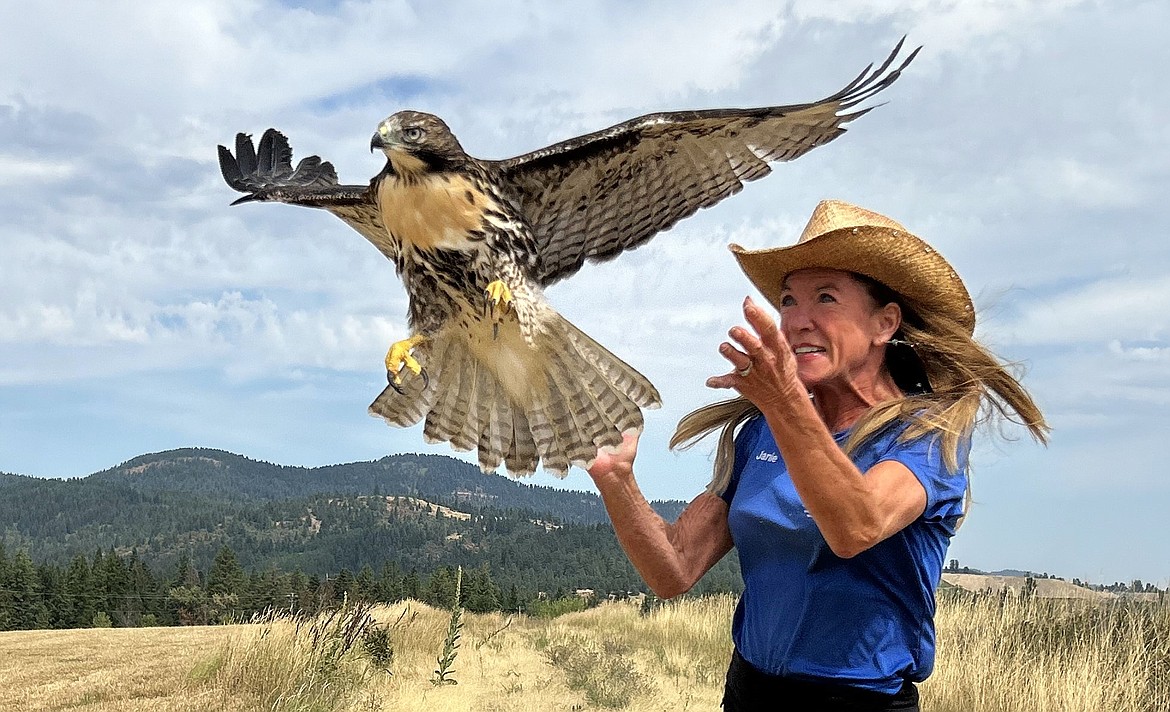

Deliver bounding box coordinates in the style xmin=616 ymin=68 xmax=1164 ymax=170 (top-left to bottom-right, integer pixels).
xmin=720 ymin=415 xmax=968 ymax=694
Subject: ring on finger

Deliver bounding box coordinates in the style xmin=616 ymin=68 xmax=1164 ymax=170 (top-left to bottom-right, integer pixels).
xmin=737 ymin=364 xmax=753 ymax=378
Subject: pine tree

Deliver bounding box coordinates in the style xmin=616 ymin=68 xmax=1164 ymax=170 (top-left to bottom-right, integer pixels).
xmin=356 ymin=565 xmax=376 ymax=602
xmin=503 ymin=584 xmax=522 ymax=613
xmin=333 ymin=569 xmax=356 ymax=603
xmin=102 ymin=549 xmax=132 ymax=626
xmin=122 ymin=550 xmax=155 ymax=626
xmin=207 ymin=546 xmax=245 ymax=598
xmin=166 ymin=551 xmax=206 ymax=625
xmin=464 ymin=563 xmax=500 ymax=613
xmin=0 ymin=543 xmax=11 ymax=630
xmin=64 ymin=555 xmax=97 ymax=628
xmin=424 ymin=567 xmax=453 ymax=608
xmin=402 ymin=569 xmax=422 ymax=601
xmin=173 ymin=551 xmax=201 ymax=589
xmin=37 ymin=563 xmax=67 ymax=629
xmin=376 ymin=562 xmax=403 ymax=603
xmin=90 ymin=549 xmax=107 ymax=621
xmin=314 ymin=577 xmax=335 ymax=611
xmin=288 ymin=570 xmax=311 ymax=614
xmin=207 ymin=545 xmax=245 ymax=622
xmin=252 ymin=568 xmax=288 ymax=614
xmin=7 ymin=551 xmax=49 ymax=630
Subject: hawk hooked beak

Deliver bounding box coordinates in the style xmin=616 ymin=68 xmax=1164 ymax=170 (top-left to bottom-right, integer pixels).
xmin=370 ymin=132 xmax=387 ymax=153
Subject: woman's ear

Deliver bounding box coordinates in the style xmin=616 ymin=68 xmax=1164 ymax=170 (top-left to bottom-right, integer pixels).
xmin=873 ymin=302 xmax=902 ymax=346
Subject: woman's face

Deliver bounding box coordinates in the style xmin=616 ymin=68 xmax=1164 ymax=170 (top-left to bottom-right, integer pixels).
xmin=777 ymin=268 xmax=900 ymax=389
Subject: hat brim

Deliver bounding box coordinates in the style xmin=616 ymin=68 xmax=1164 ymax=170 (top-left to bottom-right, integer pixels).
xmin=729 ymin=225 xmax=975 ymax=334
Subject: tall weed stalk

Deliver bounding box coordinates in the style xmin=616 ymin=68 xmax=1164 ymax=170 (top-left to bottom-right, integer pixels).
xmin=431 ymin=565 xmax=463 ymax=686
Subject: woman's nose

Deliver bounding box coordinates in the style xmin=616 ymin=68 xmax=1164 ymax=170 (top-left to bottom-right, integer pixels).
xmin=781 ymin=305 xmax=813 ymax=332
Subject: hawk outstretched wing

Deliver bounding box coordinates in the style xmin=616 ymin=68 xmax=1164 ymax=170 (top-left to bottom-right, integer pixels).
xmin=217 ymin=131 xmax=396 ymax=262
xmin=493 ymin=39 xmax=919 ymax=286
xmin=219 ymin=39 xmax=917 ymax=277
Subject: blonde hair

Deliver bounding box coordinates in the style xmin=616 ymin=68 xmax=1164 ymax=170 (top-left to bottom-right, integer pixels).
xmin=670 ymin=282 xmax=1050 ymax=496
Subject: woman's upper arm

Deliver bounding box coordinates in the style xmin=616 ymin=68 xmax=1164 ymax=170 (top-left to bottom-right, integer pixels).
xmin=667 ymin=491 xmax=735 ymax=595
xmin=859 ymin=459 xmax=929 ymax=548
xmin=861 ymin=431 xmax=970 ymax=548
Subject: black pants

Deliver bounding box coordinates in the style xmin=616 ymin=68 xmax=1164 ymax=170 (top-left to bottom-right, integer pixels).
xmin=722 ymin=650 xmax=920 ymax=711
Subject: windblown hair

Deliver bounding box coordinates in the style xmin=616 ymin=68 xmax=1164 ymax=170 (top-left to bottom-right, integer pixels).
xmin=670 ymin=274 xmax=1050 ymax=496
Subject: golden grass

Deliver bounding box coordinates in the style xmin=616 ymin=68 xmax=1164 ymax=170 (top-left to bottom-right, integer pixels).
xmin=924 ymin=592 xmax=1170 ymax=712
xmin=0 ymin=593 xmax=1165 ymax=711
xmin=0 ymin=624 xmax=248 ymax=711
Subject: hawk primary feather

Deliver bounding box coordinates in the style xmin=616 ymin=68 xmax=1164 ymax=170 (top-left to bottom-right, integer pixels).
xmin=218 ymin=40 xmax=918 ymax=477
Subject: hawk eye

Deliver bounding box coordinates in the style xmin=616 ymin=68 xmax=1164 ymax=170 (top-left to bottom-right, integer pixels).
xmin=403 ymin=127 xmax=423 ymax=142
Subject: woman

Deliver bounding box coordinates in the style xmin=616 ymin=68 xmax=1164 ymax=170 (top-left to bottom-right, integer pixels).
xmin=587 ymin=200 xmax=1048 ymax=710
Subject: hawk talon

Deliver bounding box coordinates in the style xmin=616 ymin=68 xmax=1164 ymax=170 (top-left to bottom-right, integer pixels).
xmin=386 ymin=366 xmax=430 ymax=394
xmin=387 ymin=370 xmax=404 ymax=394
xmin=385 ymin=334 xmax=428 ymax=393
xmin=484 ymin=280 xmax=513 ymax=313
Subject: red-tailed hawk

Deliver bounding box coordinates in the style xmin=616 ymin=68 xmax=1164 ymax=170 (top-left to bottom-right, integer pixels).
xmin=218 ymin=40 xmax=917 ymax=477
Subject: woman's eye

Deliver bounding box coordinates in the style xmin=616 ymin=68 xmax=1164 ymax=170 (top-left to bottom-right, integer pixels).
xmin=817 ymin=293 xmax=836 ymax=303
xmin=779 ymin=295 xmax=795 ymax=307
xmin=404 ymin=127 xmax=423 ymax=141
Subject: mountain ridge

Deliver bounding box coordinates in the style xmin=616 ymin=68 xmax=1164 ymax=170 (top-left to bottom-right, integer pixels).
xmin=79 ymin=446 xmax=679 ymax=521
xmin=0 ymin=446 xmax=719 ymax=596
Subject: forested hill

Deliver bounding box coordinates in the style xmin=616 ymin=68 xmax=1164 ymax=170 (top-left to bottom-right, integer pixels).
xmin=83 ymin=448 xmax=641 ymax=522
xmin=0 ymin=449 xmax=717 ymax=593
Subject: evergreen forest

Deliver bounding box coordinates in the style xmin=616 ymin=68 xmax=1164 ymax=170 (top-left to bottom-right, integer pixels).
xmin=0 ymin=448 xmax=742 ymax=630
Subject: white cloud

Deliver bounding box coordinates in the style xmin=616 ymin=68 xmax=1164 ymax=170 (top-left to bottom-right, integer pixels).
xmin=994 ymin=274 xmax=1170 ymax=346
xmin=993 ymin=157 xmax=1151 ymax=211
xmin=0 ymin=288 xmax=404 ymax=385
xmin=1109 ymin=340 xmax=1170 ymax=363
xmin=0 ymin=156 xmax=77 ymax=185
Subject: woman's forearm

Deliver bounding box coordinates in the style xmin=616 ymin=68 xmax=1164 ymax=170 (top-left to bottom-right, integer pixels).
xmin=761 ymin=394 xmax=923 ymax=558
xmin=761 ymin=395 xmax=879 ymax=556
xmin=591 ymin=469 xmax=733 ymax=598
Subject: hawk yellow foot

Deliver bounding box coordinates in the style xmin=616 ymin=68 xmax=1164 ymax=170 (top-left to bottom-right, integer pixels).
xmin=484 ymin=280 xmax=514 ymax=338
xmin=385 ymin=334 xmax=429 ymax=394
xmin=484 ymin=280 xmax=513 ymax=314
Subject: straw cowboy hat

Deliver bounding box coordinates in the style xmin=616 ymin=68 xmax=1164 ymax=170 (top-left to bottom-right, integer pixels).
xmin=729 ymin=199 xmax=975 ymax=335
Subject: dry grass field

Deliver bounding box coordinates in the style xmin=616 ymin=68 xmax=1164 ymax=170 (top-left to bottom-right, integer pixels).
xmin=1 ymin=593 xmax=1166 ymax=712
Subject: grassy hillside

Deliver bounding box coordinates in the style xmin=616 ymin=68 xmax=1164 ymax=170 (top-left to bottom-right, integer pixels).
xmin=942 ymin=573 xmax=1114 ymax=600
xmin=2 ymin=593 xmax=1166 ymax=712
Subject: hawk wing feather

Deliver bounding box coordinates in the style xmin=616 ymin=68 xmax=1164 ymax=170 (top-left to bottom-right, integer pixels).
xmin=493 ymin=39 xmax=919 ymax=286
xmin=218 ymin=129 xmax=398 ymax=262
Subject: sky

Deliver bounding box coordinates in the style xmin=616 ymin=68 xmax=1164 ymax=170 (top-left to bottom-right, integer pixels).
xmin=1 ymin=0 xmax=1167 ymax=586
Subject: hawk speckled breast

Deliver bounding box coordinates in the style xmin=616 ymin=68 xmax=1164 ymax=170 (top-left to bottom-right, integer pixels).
xmin=217 ymin=40 xmax=918 ymax=477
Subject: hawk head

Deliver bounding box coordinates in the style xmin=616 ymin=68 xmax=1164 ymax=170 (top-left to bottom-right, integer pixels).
xmin=371 ymin=111 xmax=466 ymax=176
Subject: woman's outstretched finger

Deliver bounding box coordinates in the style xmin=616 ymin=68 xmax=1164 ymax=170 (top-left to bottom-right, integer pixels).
xmin=743 ymin=296 xmax=783 ymax=349
xmin=719 ymin=342 xmax=753 ymax=372
xmin=728 ymin=324 xmax=764 ymax=358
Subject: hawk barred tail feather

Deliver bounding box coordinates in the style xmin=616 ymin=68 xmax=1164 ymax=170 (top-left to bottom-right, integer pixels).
xmin=218 ymin=39 xmax=918 ymax=477
xmin=367 ymin=312 xmax=659 ymax=476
